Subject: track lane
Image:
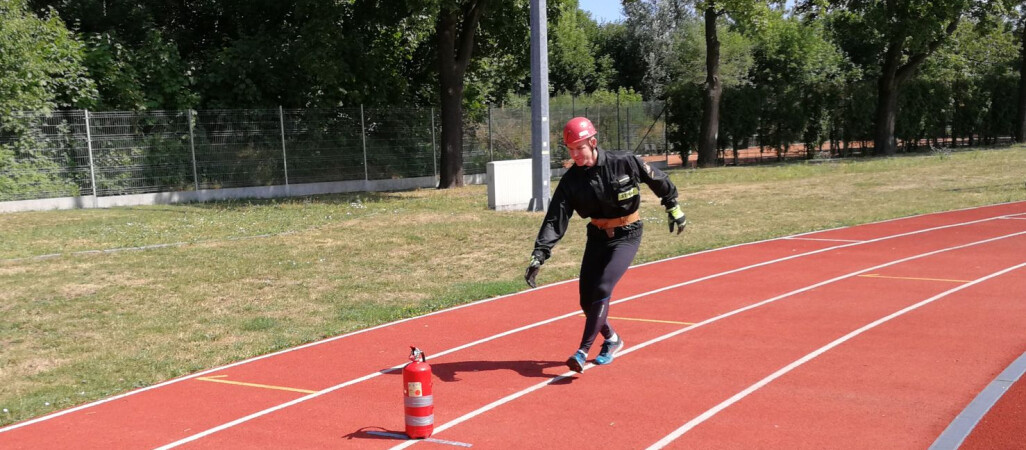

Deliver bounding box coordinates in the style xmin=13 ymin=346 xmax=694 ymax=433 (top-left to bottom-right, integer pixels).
xmin=0 ymin=230 xmax=842 ymax=448
xmin=186 ymin=218 xmax=1026 ymax=449
xmin=651 ymin=245 xmax=1026 ymax=448
xmin=110 ymin=209 xmax=1026 ymax=448
xmin=402 ymin=229 xmax=1026 ymax=448
xmin=169 ymin=218 xmax=1026 ymax=448
xmin=670 ymin=265 xmax=1026 ymax=449
xmin=2 ymin=202 xmax=1025 ymax=448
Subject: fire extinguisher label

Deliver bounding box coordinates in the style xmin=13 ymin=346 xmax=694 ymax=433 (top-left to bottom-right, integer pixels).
xmin=407 ymin=382 xmax=423 ymax=397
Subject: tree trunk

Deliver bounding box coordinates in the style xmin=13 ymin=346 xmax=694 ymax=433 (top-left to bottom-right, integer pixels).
xmin=874 ymin=15 xmax=958 ymax=156
xmin=698 ymin=4 xmax=721 ymax=168
xmin=436 ymin=1 xmax=488 ymax=189
xmin=1017 ymin=20 xmax=1026 ymax=142
xmin=438 ymin=64 xmax=465 ymax=188
xmin=874 ymin=43 xmax=901 ymax=156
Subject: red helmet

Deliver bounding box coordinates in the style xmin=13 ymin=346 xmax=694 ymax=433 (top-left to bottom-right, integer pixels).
xmin=563 ymin=117 xmax=597 ymax=146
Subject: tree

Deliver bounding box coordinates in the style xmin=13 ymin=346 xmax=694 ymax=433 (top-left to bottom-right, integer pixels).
xmin=594 ymin=22 xmax=646 ymax=93
xmin=905 ymin=18 xmax=1018 ymax=149
xmin=664 ymin=13 xmax=754 ymax=161
xmin=805 ymin=0 xmax=983 ymax=156
xmin=697 ymin=1 xmax=723 ymax=167
xmin=1010 ymin=4 xmax=1026 ymax=142
xmin=0 ymin=0 xmax=95 ymax=115
xmin=0 ymin=0 xmax=97 ymax=200
xmin=622 ymin=0 xmax=692 ymax=99
xmin=549 ymin=1 xmax=605 ymax=95
xmin=751 ymin=10 xmax=844 ymax=159
xmin=32 ymin=0 xmax=199 ymax=109
xmin=35 ymin=0 xmax=436 ymax=109
xmin=624 ymin=0 xmax=773 ymax=167
xmin=635 ymin=0 xmax=768 ymax=166
xmin=435 ymin=0 xmax=491 ymax=188
xmin=432 ymin=0 xmax=572 ymax=188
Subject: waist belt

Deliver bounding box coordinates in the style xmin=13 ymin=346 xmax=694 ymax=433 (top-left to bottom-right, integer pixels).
xmin=590 ymin=211 xmax=641 ymax=237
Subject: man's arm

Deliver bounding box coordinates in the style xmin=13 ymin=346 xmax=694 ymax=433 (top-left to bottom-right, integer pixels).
xmin=634 ymin=156 xmax=686 ymax=234
xmin=526 ymin=183 xmax=573 ymax=288
xmin=633 ymin=155 xmax=678 ymax=208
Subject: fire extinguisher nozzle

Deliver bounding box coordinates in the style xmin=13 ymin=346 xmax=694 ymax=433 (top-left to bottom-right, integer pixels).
xmin=409 ymin=346 xmax=426 ymax=362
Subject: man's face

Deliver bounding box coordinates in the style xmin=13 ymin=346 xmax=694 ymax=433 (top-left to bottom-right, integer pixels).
xmin=568 ymin=138 xmax=597 ymax=167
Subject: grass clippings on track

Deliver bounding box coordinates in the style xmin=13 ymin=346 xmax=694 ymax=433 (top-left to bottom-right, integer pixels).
xmin=1 ymin=146 xmax=1025 ymax=426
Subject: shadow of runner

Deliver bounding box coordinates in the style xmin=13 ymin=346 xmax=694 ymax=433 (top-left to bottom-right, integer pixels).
xmin=426 ymin=360 xmax=566 ymax=382
xmin=342 ymin=426 xmax=407 ymax=441
xmin=344 ymin=427 xmax=475 ymax=447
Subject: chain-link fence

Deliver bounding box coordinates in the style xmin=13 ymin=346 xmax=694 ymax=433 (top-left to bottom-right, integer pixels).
xmin=1 ymin=102 xmax=669 ymax=203
xmin=0 ymin=111 xmax=92 ymax=201
xmin=475 ymin=102 xmax=671 ymax=171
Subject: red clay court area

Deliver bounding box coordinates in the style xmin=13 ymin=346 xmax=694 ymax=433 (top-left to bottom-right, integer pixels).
xmin=2 ymin=202 xmax=1026 ymax=449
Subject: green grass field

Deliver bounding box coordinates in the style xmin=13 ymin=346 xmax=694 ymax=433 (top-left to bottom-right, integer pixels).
xmin=1 ymin=146 xmax=1025 ymax=426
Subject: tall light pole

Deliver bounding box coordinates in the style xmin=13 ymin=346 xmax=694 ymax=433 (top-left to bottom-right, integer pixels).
xmin=528 ymin=0 xmax=551 ymax=212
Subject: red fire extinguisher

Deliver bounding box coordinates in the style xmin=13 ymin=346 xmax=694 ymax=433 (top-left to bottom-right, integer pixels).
xmin=403 ymin=346 xmax=434 ymax=439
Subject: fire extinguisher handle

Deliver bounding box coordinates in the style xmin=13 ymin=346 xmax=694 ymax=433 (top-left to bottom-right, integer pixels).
xmin=409 ymin=346 xmax=427 ymax=362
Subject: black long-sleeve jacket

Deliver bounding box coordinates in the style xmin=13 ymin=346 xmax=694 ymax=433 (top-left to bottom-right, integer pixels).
xmin=532 ymin=148 xmax=678 ymax=260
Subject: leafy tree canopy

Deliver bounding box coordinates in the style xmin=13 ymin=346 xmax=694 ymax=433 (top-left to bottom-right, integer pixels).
xmin=0 ymin=0 xmax=96 ymax=115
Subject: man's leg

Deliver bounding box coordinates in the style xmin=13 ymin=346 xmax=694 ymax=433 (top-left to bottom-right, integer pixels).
xmin=569 ymin=225 xmax=642 ymax=372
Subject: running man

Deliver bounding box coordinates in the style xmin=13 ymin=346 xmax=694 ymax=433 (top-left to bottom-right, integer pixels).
xmin=525 ymin=116 xmax=687 ymax=373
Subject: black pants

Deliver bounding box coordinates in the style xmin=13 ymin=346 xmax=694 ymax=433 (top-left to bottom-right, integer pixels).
xmin=576 ymin=221 xmax=642 ymax=353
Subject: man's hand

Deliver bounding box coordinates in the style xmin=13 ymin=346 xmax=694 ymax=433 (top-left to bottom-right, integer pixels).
xmin=667 ymin=204 xmax=687 ymax=235
xmin=525 ymin=250 xmax=546 ymax=288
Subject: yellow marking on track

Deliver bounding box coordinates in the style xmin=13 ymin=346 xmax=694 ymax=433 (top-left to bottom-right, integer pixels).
xmin=859 ymin=274 xmax=971 ymax=283
xmin=579 ymin=314 xmax=694 ymax=326
xmin=196 ymin=375 xmax=317 ymax=394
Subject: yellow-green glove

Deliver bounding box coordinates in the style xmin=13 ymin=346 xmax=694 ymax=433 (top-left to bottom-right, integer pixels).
xmin=667 ymin=204 xmax=686 ymax=235
xmin=525 ymin=250 xmax=546 ymax=288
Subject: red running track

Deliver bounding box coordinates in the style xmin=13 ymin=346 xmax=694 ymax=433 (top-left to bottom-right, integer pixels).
xmin=2 ymin=202 xmax=1025 ymax=449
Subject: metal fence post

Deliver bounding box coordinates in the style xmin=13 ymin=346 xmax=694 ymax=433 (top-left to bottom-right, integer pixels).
xmin=431 ymin=107 xmax=437 ymax=178
xmin=361 ymin=104 xmax=368 ymax=181
xmin=488 ymin=105 xmax=493 ymax=161
xmin=663 ymin=102 xmax=669 ymax=163
xmin=279 ymin=106 xmax=289 ymax=187
xmin=84 ymin=109 xmax=98 ymax=207
xmin=619 ymin=105 xmax=627 ymax=153
xmin=188 ymin=109 xmax=199 ymax=191
xmin=616 ymin=91 xmax=622 ymax=151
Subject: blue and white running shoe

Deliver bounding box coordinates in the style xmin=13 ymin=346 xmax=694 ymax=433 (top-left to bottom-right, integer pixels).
xmin=594 ymin=338 xmax=624 ymax=365
xmin=566 ymin=350 xmax=587 ymax=373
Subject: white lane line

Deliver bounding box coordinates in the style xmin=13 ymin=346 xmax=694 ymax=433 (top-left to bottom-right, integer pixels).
xmin=647 ymin=261 xmax=1026 ymax=450
xmin=5 ymin=207 xmax=1016 ymax=434
xmin=154 ymin=216 xmax=1021 ymax=448
xmin=1 ymin=209 xmax=1014 ymax=440
xmin=394 ymin=231 xmax=1026 ymax=449
xmin=0 ymin=276 xmax=576 ymax=434
xmin=783 ymin=237 xmax=864 ymax=243
xmin=2 ymin=211 xmax=830 ymax=434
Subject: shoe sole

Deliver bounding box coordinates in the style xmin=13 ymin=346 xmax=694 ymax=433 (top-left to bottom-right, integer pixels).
xmin=566 ymin=356 xmax=585 ymax=373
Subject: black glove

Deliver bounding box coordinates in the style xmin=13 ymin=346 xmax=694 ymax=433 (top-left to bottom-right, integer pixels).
xmin=667 ymin=204 xmax=687 ymax=235
xmin=525 ymin=250 xmax=546 ymax=288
